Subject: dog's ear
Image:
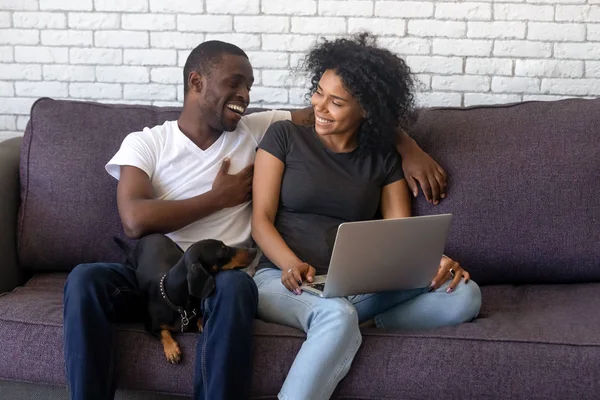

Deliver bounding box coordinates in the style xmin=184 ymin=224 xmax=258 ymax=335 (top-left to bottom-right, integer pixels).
xmin=187 ymin=262 xmax=215 ymax=300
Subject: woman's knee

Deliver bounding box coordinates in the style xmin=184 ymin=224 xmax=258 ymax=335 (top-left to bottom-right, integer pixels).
xmin=312 ymin=300 xmax=361 ymax=336
xmin=309 ymin=301 xmax=363 ymax=366
xmin=446 ymin=280 xmax=482 ymax=324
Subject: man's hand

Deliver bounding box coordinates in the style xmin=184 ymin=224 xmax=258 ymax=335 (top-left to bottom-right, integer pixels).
xmin=211 ymin=159 xmax=253 ymax=208
xmin=401 ymin=141 xmax=447 ymax=205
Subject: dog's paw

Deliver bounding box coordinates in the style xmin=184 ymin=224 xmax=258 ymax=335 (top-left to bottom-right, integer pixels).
xmin=164 ymin=342 xmax=182 ymax=364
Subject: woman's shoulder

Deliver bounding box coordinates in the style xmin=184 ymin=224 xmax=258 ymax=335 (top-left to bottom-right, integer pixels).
xmin=365 ymin=143 xmax=402 ymax=169
xmin=260 ymin=120 xmax=315 ymax=158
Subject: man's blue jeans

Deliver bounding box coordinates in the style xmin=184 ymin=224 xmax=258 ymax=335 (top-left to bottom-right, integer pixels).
xmin=63 ymin=262 xmax=258 ymax=400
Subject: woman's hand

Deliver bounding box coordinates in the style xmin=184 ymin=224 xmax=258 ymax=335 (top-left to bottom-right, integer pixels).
xmin=429 ymin=255 xmax=470 ymax=293
xmin=282 ymin=262 xmax=316 ymax=295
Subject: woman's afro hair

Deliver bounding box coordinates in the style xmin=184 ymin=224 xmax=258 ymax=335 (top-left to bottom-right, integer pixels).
xmin=303 ymin=32 xmax=415 ymax=154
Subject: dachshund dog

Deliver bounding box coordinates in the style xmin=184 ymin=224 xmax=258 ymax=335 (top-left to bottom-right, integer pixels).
xmin=115 ymin=233 xmax=256 ymax=363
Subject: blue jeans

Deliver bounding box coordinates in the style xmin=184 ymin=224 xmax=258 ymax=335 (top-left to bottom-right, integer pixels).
xmin=64 ymin=262 xmax=258 ymax=400
xmin=254 ymin=267 xmax=482 ymax=400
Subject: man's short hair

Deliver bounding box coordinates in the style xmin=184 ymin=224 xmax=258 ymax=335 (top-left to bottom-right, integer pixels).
xmin=183 ymin=41 xmax=248 ymax=94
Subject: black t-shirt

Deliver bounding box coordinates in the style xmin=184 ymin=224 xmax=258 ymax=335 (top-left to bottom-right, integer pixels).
xmin=256 ymin=120 xmax=405 ymax=275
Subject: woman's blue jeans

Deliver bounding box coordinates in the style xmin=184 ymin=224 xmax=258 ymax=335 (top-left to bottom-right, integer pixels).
xmin=254 ymin=267 xmax=482 ymax=400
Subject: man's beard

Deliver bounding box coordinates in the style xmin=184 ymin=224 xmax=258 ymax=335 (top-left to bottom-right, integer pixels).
xmin=203 ymin=88 xmax=229 ymax=132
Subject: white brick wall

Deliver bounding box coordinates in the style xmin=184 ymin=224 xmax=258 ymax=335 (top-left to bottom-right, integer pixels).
xmin=1 ymin=0 xmax=599 ymax=140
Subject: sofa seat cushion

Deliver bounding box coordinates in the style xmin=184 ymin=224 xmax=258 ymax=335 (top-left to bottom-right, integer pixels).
xmin=0 ymin=274 xmax=598 ymax=399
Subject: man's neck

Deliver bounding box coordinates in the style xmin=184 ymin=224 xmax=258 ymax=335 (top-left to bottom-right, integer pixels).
xmin=177 ymin=105 xmax=222 ymax=151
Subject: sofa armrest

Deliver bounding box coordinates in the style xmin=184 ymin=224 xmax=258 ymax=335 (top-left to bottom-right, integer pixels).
xmin=0 ymin=136 xmax=24 ymax=294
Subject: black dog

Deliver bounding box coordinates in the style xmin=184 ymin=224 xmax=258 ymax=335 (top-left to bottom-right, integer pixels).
xmin=115 ymin=233 xmax=256 ymax=363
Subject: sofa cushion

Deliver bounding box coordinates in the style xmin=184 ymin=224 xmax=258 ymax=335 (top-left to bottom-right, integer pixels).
xmin=0 ymin=274 xmax=598 ymax=399
xmin=19 ymin=98 xmax=600 ymax=283
xmin=18 ymin=98 xmax=182 ymax=272
xmin=410 ymin=99 xmax=600 ymax=285
xmin=17 ymin=98 xmax=270 ymax=273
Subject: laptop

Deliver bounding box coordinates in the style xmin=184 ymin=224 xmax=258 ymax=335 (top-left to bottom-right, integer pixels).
xmin=300 ymin=214 xmax=453 ymax=298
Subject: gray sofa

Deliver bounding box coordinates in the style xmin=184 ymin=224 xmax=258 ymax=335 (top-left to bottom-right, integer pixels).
xmin=0 ymin=97 xmax=599 ymax=399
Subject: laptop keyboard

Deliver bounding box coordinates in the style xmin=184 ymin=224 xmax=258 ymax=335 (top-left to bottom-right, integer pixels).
xmin=309 ymin=283 xmax=326 ymax=292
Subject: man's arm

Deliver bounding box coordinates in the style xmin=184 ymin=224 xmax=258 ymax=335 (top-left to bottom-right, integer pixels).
xmin=117 ymin=160 xmax=252 ymax=239
xmin=290 ymin=107 xmax=314 ymax=126
xmin=395 ymin=127 xmax=448 ymax=205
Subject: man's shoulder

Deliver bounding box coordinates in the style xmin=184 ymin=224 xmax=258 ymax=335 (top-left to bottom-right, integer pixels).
xmin=146 ymin=120 xmax=176 ymax=137
xmin=237 ymin=110 xmax=291 ymax=132
xmin=122 ymin=120 xmax=175 ymax=147
xmin=241 ymin=109 xmax=290 ymax=121
xmin=268 ymin=118 xmax=293 ymax=130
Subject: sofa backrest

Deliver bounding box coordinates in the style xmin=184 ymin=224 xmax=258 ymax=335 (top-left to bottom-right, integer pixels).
xmin=18 ymin=98 xmax=181 ymax=272
xmin=18 ymin=98 xmax=270 ymax=273
xmin=409 ymin=99 xmax=600 ymax=285
xmin=17 ymin=97 xmax=600 ymax=286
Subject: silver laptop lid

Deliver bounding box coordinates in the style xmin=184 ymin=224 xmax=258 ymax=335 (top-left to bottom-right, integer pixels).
xmin=323 ymin=214 xmax=453 ymax=297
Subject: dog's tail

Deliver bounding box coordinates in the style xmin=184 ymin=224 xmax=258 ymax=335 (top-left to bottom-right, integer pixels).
xmin=113 ymin=236 xmax=137 ymax=269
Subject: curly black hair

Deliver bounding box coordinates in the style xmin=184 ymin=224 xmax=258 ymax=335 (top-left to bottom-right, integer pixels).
xmin=302 ymin=32 xmax=415 ymax=154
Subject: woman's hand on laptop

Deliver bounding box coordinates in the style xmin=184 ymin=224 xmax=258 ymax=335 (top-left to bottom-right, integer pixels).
xmin=282 ymin=262 xmax=316 ymax=295
xmin=429 ymin=256 xmax=471 ymax=294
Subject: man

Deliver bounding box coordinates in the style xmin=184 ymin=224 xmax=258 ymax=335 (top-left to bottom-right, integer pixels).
xmin=63 ymin=40 xmax=447 ymax=400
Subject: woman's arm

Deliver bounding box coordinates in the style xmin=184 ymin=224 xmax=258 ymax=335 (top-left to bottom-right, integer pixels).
xmin=252 ymin=149 xmax=315 ymax=293
xmin=380 ymin=178 xmax=412 ymax=219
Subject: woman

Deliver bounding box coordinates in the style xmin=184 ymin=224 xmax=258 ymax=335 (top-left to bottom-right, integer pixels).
xmin=252 ymin=33 xmax=482 ymax=400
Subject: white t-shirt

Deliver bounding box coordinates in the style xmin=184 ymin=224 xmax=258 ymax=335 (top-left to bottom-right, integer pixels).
xmin=106 ymin=110 xmax=291 ymax=251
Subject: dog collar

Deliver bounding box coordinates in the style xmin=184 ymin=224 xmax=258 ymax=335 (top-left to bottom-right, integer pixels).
xmin=159 ymin=273 xmax=198 ymax=332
